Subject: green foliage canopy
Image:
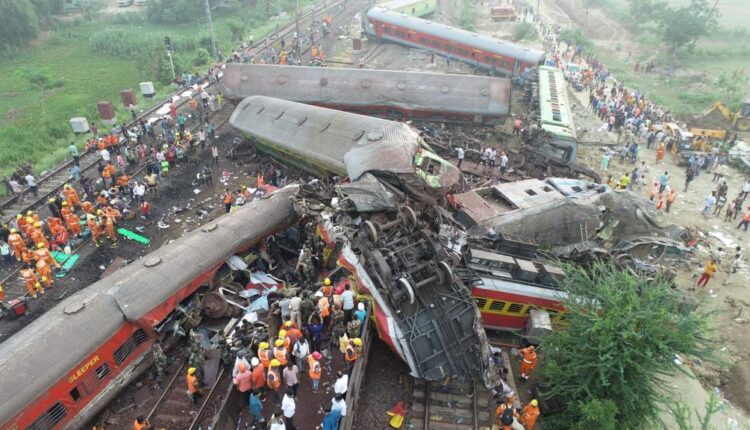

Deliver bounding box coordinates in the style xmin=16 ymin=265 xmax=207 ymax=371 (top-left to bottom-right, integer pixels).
xmin=539 ymin=263 xmax=715 ymax=429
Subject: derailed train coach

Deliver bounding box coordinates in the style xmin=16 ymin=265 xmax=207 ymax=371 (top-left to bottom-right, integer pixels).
xmin=0 ymin=189 xmax=298 ymax=430
xmin=220 ymin=64 xmax=511 ymax=125
xmin=229 ymin=95 xmax=460 ymax=203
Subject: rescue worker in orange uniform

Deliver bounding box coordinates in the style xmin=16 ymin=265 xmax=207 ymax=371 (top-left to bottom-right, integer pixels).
xmin=27 ymin=210 xmax=40 ymax=224
xmin=519 ymin=399 xmax=540 ymax=430
xmin=63 ymin=184 xmax=81 ymax=208
xmin=36 ymin=257 xmax=54 ymax=288
xmin=308 ymin=351 xmax=323 ymax=393
xmin=105 ymin=206 xmax=122 ymax=221
xmin=250 ymin=357 xmax=266 ymax=395
xmin=60 ymin=201 xmax=72 ymax=219
xmin=278 ymin=329 xmax=291 ymax=352
xmin=64 ymin=211 xmax=82 ymax=236
xmin=16 ymin=214 xmax=26 ymax=233
xmin=519 ymin=345 xmax=538 ymax=380
xmin=22 ymin=216 xmax=35 ymax=239
xmin=258 ymin=341 xmax=272 ymax=368
xmin=81 ymin=200 xmax=94 ymax=215
xmin=103 ymin=214 xmax=117 ymax=245
xmin=0 ymin=283 xmax=5 ymax=304
xmin=186 ymin=367 xmax=201 ymax=405
xmin=34 ymin=243 xmax=60 ymax=268
xmin=273 ymin=338 xmax=288 ymax=366
xmin=87 ymin=214 xmax=103 ymax=247
xmin=20 ymin=266 xmax=43 ymax=298
xmin=223 ymin=189 xmax=234 ymax=213
xmin=133 ymin=416 xmax=150 ymax=430
xmin=51 ymin=228 xmax=70 ymax=251
xmin=266 ymin=359 xmax=282 ymax=405
xmin=46 ymin=217 xmax=64 ymax=235
xmin=21 ymin=248 xmax=35 ymax=266
xmin=8 ymin=228 xmax=27 ymax=261
xmin=30 ymin=222 xmax=49 ymax=249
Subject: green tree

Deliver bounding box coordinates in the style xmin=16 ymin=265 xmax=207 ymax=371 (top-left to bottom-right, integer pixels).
xmin=539 ymin=263 xmax=715 ymax=429
xmin=656 ymin=0 xmax=720 ymax=52
xmin=0 ymin=0 xmax=40 ymax=52
xmin=227 ymin=19 xmax=246 ymax=42
xmin=716 ymin=68 xmax=750 ymax=105
xmin=626 ymin=0 xmax=667 ymax=24
xmin=511 ymin=22 xmax=536 ymax=41
xmin=17 ymin=68 xmax=65 ymax=115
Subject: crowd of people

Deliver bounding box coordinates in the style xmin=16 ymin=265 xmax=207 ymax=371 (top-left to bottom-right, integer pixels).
xmin=137 ymin=274 xmax=368 ymax=430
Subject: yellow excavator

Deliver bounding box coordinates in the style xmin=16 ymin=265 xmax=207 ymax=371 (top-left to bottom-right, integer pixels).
xmin=695 ymin=100 xmax=750 ymax=131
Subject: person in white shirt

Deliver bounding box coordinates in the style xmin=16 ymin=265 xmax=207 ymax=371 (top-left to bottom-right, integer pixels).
xmin=331 ymin=394 xmax=347 ymax=417
xmin=289 ymin=294 xmax=302 ymax=329
xmin=269 ymin=412 xmax=286 ymax=430
xmin=455 ymin=147 xmax=465 ymax=168
xmin=281 ymin=388 xmax=296 ymax=429
xmin=292 ymin=336 xmax=309 ymax=372
xmin=100 ymin=148 xmax=110 ymax=163
xmin=333 ymin=371 xmax=348 ymax=396
xmin=341 ymin=284 xmax=355 ymax=323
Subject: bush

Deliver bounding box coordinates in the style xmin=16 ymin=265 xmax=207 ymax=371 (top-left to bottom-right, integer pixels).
xmin=512 ymin=22 xmax=536 ymax=41
xmin=193 ymin=48 xmax=210 ymax=66
xmin=560 ymin=28 xmax=594 ymax=53
xmin=44 ymin=119 xmax=69 ymax=140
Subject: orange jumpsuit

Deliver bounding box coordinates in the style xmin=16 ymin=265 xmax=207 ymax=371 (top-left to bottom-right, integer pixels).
xmin=519 ymin=403 xmax=540 ymax=430
xmin=273 ymin=346 xmax=288 ymax=366
xmin=8 ymin=232 xmax=26 ymax=261
xmin=36 ymin=259 xmax=53 ymax=287
xmin=30 ymin=229 xmax=49 ymax=249
xmin=103 ymin=215 xmax=117 ymax=243
xmin=20 ymin=268 xmax=42 ymax=297
xmin=51 ymin=229 xmax=69 ymax=250
xmin=81 ymin=201 xmax=94 ymax=214
xmin=258 ymin=348 xmax=272 ymax=368
xmin=47 ymin=217 xmax=64 ymax=234
xmin=519 ymin=346 xmax=538 ymax=379
xmin=64 ymin=213 xmax=82 ymax=235
xmin=64 ymin=187 xmax=81 ymax=208
xmin=21 ymin=248 xmax=35 ymax=265
xmin=87 ymin=218 xmax=103 ymax=245
xmin=61 ymin=206 xmax=72 ymax=219
xmin=105 ymin=206 xmax=121 ymax=221
xmin=34 ymin=247 xmax=60 ymax=268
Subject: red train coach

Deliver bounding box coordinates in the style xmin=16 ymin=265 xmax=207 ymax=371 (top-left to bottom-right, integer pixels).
xmin=364 ymin=6 xmax=546 ymax=76
xmin=0 ymin=189 xmax=297 ymax=430
xmin=220 ymin=64 xmax=511 ymax=125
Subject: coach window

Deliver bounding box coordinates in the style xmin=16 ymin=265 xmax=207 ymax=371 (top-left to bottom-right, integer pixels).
xmin=485 ymin=56 xmax=495 ymax=64
xmin=458 ymin=48 xmax=469 ymax=56
xmin=70 ymin=387 xmax=82 ymax=402
xmin=27 ymin=402 xmax=68 ymax=430
xmin=419 ymin=37 xmax=428 ymax=44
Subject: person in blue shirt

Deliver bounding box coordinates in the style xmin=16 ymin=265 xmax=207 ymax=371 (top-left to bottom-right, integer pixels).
xmin=322 ymin=404 xmax=341 ymax=430
xmin=354 ymin=302 xmax=366 ymax=323
xmin=248 ymin=390 xmax=264 ymax=425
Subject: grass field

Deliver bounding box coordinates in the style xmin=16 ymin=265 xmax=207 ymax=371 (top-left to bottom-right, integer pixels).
xmin=667 ymin=0 xmax=750 ymax=29
xmin=0 ymin=6 xmax=299 ymax=192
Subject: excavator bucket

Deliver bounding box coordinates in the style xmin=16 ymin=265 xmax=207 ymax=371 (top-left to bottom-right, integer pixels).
xmin=692 ymin=102 xmax=733 ymax=130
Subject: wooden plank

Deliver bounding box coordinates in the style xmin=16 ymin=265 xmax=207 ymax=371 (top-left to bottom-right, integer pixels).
xmin=427 ymin=405 xmax=474 ymax=419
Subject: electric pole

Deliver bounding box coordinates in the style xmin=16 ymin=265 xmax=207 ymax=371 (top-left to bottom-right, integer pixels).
xmin=205 ymin=0 xmax=219 ymax=61
xmin=164 ymin=36 xmax=176 ymax=80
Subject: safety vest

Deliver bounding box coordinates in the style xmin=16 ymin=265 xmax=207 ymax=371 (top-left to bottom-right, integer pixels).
xmin=133 ymin=420 xmax=147 ymax=430
xmin=308 ymin=356 xmax=321 ymax=380
xmin=258 ymin=349 xmax=271 ymax=367
xmin=273 ymin=347 xmax=288 ymax=365
xmin=345 ymin=345 xmax=359 ymax=363
xmin=318 ymin=297 xmax=330 ymax=318
xmin=223 ymin=192 xmax=233 ymax=204
xmin=187 ymin=374 xmax=199 ymax=393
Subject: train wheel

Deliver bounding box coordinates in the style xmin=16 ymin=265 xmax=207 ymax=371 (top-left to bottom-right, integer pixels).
xmin=439 ymin=261 xmax=453 ymax=285
xmin=401 ymin=206 xmax=418 ymax=227
xmin=364 ymin=220 xmax=379 ymax=245
xmin=397 ymin=277 xmax=416 ymax=305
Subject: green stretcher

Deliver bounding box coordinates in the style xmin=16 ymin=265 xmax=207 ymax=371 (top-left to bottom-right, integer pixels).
xmin=117 ymin=227 xmax=150 ymax=245
xmin=51 ymin=251 xmax=80 ymax=278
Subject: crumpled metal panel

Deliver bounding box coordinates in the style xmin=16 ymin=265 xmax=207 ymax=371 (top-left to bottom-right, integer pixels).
xmin=221 ymin=64 xmax=511 ymax=117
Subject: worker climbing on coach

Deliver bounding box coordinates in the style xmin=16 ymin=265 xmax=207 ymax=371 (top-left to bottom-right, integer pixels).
xmin=519 ymin=399 xmax=540 ymax=430
xmin=519 ymin=345 xmax=538 ymax=381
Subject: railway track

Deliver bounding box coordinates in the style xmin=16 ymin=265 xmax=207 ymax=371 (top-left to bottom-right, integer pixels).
xmin=146 ymin=358 xmax=229 ymax=430
xmin=0 ymin=0 xmax=356 ymax=223
xmin=411 ymin=379 xmax=493 ymax=430
xmin=0 ymin=102 xmax=235 ymax=298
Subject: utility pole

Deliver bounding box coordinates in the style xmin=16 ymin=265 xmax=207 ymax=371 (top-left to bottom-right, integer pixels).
xmin=164 ymin=36 xmax=176 ymax=80
xmin=294 ymin=0 xmax=300 ymax=61
xmin=205 ymin=0 xmax=219 ymax=61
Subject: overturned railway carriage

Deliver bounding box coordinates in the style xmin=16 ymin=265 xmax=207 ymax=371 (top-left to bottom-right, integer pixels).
xmin=230 ymin=95 xmax=459 ymax=202
xmin=378 ymin=0 xmax=436 ymax=17
xmin=364 ymin=7 xmax=545 ymax=76
xmin=0 ymin=190 xmax=298 ymax=430
xmin=220 ymin=64 xmax=511 ymax=125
